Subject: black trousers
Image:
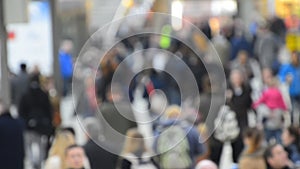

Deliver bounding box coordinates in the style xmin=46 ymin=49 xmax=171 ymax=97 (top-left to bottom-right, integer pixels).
xmin=209 ymin=135 xmax=244 ymax=165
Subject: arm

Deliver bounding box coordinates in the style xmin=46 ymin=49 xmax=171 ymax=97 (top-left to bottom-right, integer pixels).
xmin=278 ymin=65 xmax=290 ymax=83
xmin=253 ymin=91 xmax=267 ymax=109
xmin=121 ymin=159 xmax=132 ymax=169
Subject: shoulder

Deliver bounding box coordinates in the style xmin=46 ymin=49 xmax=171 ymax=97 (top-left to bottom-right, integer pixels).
xmin=239 ymin=155 xmax=266 ymax=169
xmin=44 ymin=156 xmax=61 ymax=169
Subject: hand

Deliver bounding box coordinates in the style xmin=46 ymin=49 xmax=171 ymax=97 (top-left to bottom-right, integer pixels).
xmin=286 ymin=74 xmax=293 ymax=84
xmin=226 ymin=89 xmax=233 ymax=100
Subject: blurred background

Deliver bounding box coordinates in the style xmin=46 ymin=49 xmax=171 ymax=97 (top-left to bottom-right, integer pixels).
xmin=1 ymin=0 xmax=300 ymax=169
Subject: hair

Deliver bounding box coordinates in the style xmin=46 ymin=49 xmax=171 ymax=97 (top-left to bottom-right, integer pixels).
xmin=61 ymin=127 xmax=76 ymax=137
xmin=243 ymin=127 xmax=263 ymax=154
xmin=195 ymin=160 xmax=218 ymax=169
xmin=229 ymin=69 xmax=245 ymax=85
xmin=65 ymin=144 xmax=82 ymax=156
xmin=165 ymin=105 xmax=181 ymax=119
xmin=20 ymin=63 xmax=27 ymax=71
xmin=264 ymin=144 xmax=278 ymax=167
xmin=237 ymin=50 xmax=248 ymax=57
xmin=286 ymin=126 xmax=300 ymax=151
xmin=291 ymin=50 xmax=299 ymax=56
xmin=47 ymin=130 xmax=75 ymax=169
xmin=121 ymin=128 xmax=146 ymax=155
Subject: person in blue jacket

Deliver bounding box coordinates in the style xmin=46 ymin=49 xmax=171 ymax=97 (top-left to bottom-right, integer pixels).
xmin=278 ymin=51 xmax=300 ymax=124
xmin=59 ymin=40 xmax=74 ymax=97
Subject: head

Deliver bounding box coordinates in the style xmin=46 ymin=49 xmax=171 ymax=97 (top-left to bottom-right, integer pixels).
xmin=165 ymin=105 xmax=181 ymax=119
xmin=20 ymin=63 xmax=27 ymax=72
xmin=243 ymin=127 xmax=263 ymax=154
xmin=48 ymin=130 xmax=76 ymax=169
xmin=195 ymin=160 xmax=218 ymax=169
xmin=264 ymin=144 xmax=289 ymax=169
xmin=122 ymin=128 xmax=146 ymax=155
xmin=262 ymin=68 xmax=276 ymax=87
xmin=65 ymin=145 xmax=85 ymax=169
xmin=237 ymin=50 xmax=248 ymax=65
xmin=84 ymin=117 xmax=103 ymax=141
xmin=282 ymin=126 xmax=300 ymax=147
xmin=291 ymin=51 xmax=299 ymax=66
xmin=60 ymin=39 xmax=73 ymax=53
xmin=230 ymin=69 xmax=244 ymax=88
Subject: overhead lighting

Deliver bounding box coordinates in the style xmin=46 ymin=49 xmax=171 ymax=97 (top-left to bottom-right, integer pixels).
xmin=171 ymin=0 xmax=183 ymax=30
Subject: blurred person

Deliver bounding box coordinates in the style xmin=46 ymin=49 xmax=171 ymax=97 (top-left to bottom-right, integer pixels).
xmin=195 ymin=160 xmax=218 ymax=169
xmin=254 ymin=22 xmax=280 ymax=71
xmin=59 ymin=40 xmax=74 ymax=97
xmin=253 ymin=68 xmax=287 ymax=143
xmin=118 ymin=128 xmax=159 ymax=169
xmin=239 ymin=127 xmax=266 ymax=169
xmin=211 ymin=29 xmax=231 ymax=71
xmin=279 ymin=51 xmax=300 ymax=125
xmin=198 ymin=74 xmax=223 ymax=133
xmin=227 ymin=69 xmax=252 ymax=130
xmin=0 ymin=100 xmax=25 ymax=169
xmin=11 ymin=63 xmax=30 ymax=108
xmin=215 ymin=69 xmax=252 ymax=163
xmin=230 ymin=20 xmax=252 ymax=61
xmin=99 ymin=83 xmax=137 ymax=153
xmin=281 ymin=126 xmax=300 ymax=164
xmin=18 ymin=74 xmax=54 ymax=169
xmin=269 ymin=16 xmax=286 ymax=44
xmin=96 ymin=50 xmax=118 ymax=102
xmin=44 ymin=130 xmax=76 ymax=169
xmin=65 ymin=145 xmax=88 ymax=169
xmin=154 ymin=105 xmax=205 ymax=169
xmin=44 ymin=77 xmax=61 ymax=128
xmin=83 ymin=117 xmax=118 ymax=169
xmin=230 ymin=50 xmax=255 ymax=82
xmin=264 ymin=144 xmax=293 ymax=169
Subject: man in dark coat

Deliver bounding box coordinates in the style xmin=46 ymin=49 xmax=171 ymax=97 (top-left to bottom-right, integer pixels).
xmin=83 ymin=117 xmax=118 ymax=169
xmin=19 ymin=75 xmax=53 ymax=169
xmin=0 ymin=100 xmax=25 ymax=169
xmin=99 ymin=83 xmax=137 ymax=153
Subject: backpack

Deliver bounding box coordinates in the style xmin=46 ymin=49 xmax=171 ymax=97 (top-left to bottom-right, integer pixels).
xmin=157 ymin=124 xmax=192 ymax=169
xmin=214 ymin=105 xmax=240 ymax=142
xmin=123 ymin=153 xmax=157 ymax=169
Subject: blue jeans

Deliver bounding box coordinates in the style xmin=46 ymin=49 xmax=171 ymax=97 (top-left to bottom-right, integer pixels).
xmin=264 ymin=129 xmax=282 ymax=144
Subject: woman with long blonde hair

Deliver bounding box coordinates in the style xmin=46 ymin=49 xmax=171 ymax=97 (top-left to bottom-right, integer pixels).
xmin=44 ymin=130 xmax=75 ymax=169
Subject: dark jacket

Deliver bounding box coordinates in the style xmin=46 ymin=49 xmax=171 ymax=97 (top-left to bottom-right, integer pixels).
xmin=84 ymin=139 xmax=118 ymax=169
xmin=227 ymin=84 xmax=252 ymax=130
xmin=99 ymin=101 xmax=137 ymax=152
xmin=285 ymin=144 xmax=300 ymax=163
xmin=19 ymin=82 xmax=53 ymax=136
xmin=0 ymin=112 xmax=25 ymax=169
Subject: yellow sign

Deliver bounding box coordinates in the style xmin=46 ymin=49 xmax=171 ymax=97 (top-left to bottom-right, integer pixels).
xmin=286 ymin=33 xmax=300 ymax=52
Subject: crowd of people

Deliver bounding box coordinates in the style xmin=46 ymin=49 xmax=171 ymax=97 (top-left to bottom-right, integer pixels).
xmin=1 ymin=9 xmax=300 ymax=169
